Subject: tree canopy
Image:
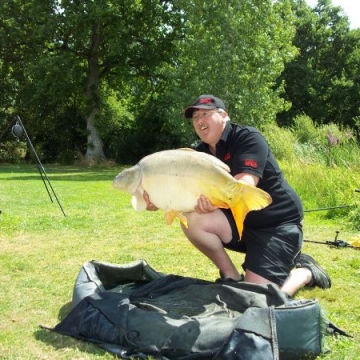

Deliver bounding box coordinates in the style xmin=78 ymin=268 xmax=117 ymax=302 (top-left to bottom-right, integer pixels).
xmin=277 ymin=0 xmax=360 ymax=130
xmin=1 ymin=0 xmax=359 ymax=163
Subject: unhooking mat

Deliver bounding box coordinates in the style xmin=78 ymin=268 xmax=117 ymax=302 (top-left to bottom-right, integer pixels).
xmin=47 ymin=259 xmax=350 ymax=360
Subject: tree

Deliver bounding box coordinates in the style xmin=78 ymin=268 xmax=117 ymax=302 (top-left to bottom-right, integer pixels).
xmin=277 ymin=0 xmax=360 ymax=128
xmin=112 ymin=0 xmax=298 ymax=162
xmin=1 ymin=0 xmax=299 ymax=162
xmin=0 ymin=0 xmax=184 ymax=162
xmin=142 ymin=0 xmax=298 ymax=147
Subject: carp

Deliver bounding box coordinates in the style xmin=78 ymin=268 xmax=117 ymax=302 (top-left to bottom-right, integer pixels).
xmin=113 ymin=148 xmax=272 ymax=238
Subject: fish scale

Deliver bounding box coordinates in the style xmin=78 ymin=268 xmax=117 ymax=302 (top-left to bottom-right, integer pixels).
xmin=113 ymin=148 xmax=272 ymax=238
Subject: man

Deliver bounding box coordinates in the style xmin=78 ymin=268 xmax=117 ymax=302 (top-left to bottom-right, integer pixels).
xmin=145 ymin=94 xmax=331 ymax=296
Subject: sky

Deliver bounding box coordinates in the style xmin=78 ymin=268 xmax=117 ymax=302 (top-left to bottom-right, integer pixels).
xmin=305 ymin=0 xmax=360 ymax=29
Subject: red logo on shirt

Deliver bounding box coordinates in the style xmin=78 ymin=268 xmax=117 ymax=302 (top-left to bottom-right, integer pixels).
xmin=245 ymin=159 xmax=258 ymax=168
xmin=224 ymin=153 xmax=231 ymax=161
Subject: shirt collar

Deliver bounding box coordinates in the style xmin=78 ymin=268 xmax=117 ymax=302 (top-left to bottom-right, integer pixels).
xmin=201 ymin=121 xmax=232 ymax=156
xmin=220 ymin=121 xmax=232 ymax=143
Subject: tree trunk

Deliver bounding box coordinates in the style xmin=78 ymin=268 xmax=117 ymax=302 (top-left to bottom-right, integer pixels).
xmin=85 ymin=107 xmax=106 ymax=163
xmin=84 ymin=23 xmax=106 ymax=164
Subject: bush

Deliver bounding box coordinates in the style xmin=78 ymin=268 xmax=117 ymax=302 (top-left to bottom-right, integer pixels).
xmin=261 ymin=123 xmax=297 ymax=162
xmin=281 ymin=160 xmax=359 ymax=225
xmin=289 ymin=115 xmax=360 ymax=168
xmin=291 ymin=114 xmax=317 ymax=144
xmin=0 ymin=141 xmax=27 ymax=163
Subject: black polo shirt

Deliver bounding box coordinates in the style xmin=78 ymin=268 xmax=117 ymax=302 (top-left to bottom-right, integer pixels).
xmin=195 ymin=122 xmax=303 ymax=228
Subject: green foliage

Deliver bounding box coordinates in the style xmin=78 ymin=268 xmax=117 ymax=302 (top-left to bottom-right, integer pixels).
xmin=281 ymin=161 xmax=358 ymax=222
xmin=0 ymin=0 xmax=186 ymax=162
xmin=1 ymin=0 xmax=360 ymax=163
xmin=279 ymin=117 xmax=360 ymax=223
xmin=291 ymin=118 xmax=360 ymax=168
xmin=261 ymin=123 xmax=297 ymax=161
xmin=291 ymin=114 xmax=317 ymax=143
xmin=316 ymin=123 xmax=359 ymax=167
xmin=278 ymin=0 xmax=360 ymax=128
xmin=0 ymin=141 xmax=27 ymax=163
xmin=172 ymin=0 xmax=297 ymax=128
xmin=348 ymin=206 xmax=360 ymax=230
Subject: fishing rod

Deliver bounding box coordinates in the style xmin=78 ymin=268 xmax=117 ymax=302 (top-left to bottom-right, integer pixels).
xmin=304 ymin=190 xmax=360 ymax=248
xmin=304 ymin=231 xmax=357 ymax=248
xmin=303 ymin=189 xmax=360 ymax=213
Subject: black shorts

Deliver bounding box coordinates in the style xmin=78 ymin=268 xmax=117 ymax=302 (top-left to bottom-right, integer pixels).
xmin=221 ymin=209 xmax=303 ymax=286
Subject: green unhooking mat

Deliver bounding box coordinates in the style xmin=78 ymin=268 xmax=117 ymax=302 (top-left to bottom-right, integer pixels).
xmin=46 ymin=259 xmax=350 ymax=360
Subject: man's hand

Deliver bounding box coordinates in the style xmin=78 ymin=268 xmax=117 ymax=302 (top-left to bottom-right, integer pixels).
xmin=194 ymin=195 xmax=217 ymax=214
xmin=143 ymin=191 xmax=158 ymax=211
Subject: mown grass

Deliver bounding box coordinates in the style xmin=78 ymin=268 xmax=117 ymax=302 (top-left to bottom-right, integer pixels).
xmin=1 ymin=163 xmax=360 ymax=359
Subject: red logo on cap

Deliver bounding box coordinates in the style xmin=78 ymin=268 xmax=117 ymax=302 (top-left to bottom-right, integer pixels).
xmin=198 ymin=98 xmax=213 ymax=104
xmin=245 ymin=159 xmax=258 ymax=168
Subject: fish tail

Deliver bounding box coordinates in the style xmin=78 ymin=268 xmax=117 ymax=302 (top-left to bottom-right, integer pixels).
xmin=230 ymin=182 xmax=272 ymax=239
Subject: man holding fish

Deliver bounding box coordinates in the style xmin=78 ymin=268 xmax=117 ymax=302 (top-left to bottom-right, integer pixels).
xmin=144 ymin=94 xmax=331 ymax=296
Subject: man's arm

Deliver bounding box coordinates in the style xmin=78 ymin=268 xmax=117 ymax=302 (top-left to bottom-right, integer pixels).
xmin=234 ymin=173 xmax=259 ymax=186
xmin=143 ymin=191 xmax=158 ymax=211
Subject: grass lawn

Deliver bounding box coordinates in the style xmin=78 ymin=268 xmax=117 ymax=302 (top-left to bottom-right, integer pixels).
xmin=0 ymin=164 xmax=359 ymax=359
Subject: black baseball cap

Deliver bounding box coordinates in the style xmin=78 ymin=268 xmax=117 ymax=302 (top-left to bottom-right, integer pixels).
xmin=184 ymin=95 xmax=226 ymax=119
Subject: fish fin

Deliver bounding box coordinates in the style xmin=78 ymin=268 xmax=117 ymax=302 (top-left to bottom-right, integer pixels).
xmin=211 ymin=200 xmax=230 ymax=209
xmin=230 ymin=203 xmax=247 ymax=239
xmin=132 ymin=190 xmax=147 ymax=211
xmin=165 ymin=210 xmax=188 ymax=228
xmin=165 ymin=210 xmax=180 ymax=225
xmin=230 ymin=182 xmax=272 ymax=239
xmin=177 ymin=213 xmax=188 ymax=228
xmin=178 ymin=147 xmax=196 ymax=152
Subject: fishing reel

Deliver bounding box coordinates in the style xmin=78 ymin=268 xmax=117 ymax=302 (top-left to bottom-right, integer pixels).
xmin=325 ymin=231 xmax=349 ymax=248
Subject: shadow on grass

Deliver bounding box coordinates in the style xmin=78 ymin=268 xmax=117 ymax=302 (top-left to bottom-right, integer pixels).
xmin=35 ymin=301 xmax=108 ymax=357
xmin=0 ymin=164 xmax=124 ymax=182
xmin=34 ymin=327 xmax=109 ymax=356
xmin=57 ymin=301 xmax=73 ymax=321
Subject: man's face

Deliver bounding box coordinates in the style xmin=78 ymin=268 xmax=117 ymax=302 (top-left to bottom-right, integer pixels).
xmin=192 ymin=109 xmax=227 ymax=146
